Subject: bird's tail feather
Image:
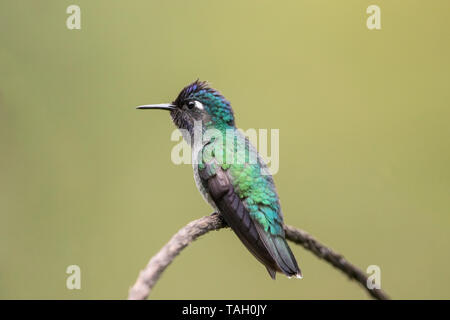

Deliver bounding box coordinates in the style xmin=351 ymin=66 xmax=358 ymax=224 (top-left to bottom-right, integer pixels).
xmin=255 ymin=224 xmax=302 ymax=278
xmin=270 ymin=236 xmax=302 ymax=278
xmin=266 ymin=266 xmax=277 ymax=279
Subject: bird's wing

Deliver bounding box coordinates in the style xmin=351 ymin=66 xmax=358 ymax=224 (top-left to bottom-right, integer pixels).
xmin=198 ymin=148 xmax=301 ymax=278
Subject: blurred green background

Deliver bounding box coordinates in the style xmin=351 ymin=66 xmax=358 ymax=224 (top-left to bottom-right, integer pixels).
xmin=0 ymin=0 xmax=449 ymax=299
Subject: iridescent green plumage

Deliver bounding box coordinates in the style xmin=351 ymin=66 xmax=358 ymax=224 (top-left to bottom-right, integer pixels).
xmin=199 ymin=128 xmax=283 ymax=236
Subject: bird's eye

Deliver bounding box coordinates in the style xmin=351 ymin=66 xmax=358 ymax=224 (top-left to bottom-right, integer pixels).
xmin=187 ymin=101 xmax=195 ymax=109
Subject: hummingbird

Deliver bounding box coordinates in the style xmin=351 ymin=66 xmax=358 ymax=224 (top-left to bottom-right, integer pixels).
xmin=137 ymin=80 xmax=301 ymax=279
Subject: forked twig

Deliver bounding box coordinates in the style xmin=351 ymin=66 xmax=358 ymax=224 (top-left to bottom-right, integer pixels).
xmin=128 ymin=213 xmax=389 ymax=300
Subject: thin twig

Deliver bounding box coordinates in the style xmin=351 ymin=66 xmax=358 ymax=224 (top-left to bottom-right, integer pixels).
xmin=283 ymin=224 xmax=389 ymax=300
xmin=128 ymin=213 xmax=389 ymax=300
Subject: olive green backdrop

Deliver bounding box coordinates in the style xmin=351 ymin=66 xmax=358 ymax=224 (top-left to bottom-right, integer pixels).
xmin=0 ymin=0 xmax=449 ymax=299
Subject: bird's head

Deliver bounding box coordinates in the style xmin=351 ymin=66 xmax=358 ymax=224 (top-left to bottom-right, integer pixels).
xmin=137 ymin=80 xmax=235 ymax=135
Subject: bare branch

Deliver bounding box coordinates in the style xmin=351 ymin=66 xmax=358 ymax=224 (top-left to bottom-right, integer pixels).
xmin=128 ymin=213 xmax=226 ymax=300
xmin=128 ymin=213 xmax=389 ymax=300
xmin=283 ymin=225 xmax=389 ymax=300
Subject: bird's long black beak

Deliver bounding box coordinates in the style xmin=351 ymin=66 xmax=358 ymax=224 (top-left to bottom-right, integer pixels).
xmin=136 ymin=103 xmax=175 ymax=111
